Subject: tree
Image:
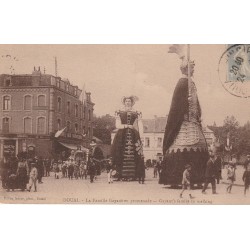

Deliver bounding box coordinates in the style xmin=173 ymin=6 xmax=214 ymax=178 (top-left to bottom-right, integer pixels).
xmin=92 ymin=114 xmax=116 ymax=145
xmin=237 ymin=122 xmax=250 ymax=155
xmin=223 ymin=116 xmax=239 ymax=135
xmin=209 ymin=117 xmax=250 ymax=157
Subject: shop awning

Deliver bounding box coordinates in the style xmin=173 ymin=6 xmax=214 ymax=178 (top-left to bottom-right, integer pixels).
xmin=58 ymin=142 xmax=89 ymax=152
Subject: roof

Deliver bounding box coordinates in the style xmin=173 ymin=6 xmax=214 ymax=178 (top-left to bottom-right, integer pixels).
xmin=202 ymin=126 xmax=214 ymax=133
xmin=93 ymin=136 xmax=103 ymax=144
xmin=142 ymin=118 xmax=215 ymax=135
xmin=142 ymin=117 xmax=167 ymax=133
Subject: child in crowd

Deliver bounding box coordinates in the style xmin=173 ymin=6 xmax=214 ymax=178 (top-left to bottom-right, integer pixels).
xmin=83 ymin=161 xmax=88 ymax=179
xmin=68 ymin=159 xmax=75 ymax=180
xmin=28 ymin=163 xmax=38 ymax=192
xmin=55 ymin=163 xmax=60 ymax=179
xmin=107 ymin=160 xmax=113 ymax=184
xmin=180 ymin=164 xmax=194 ymax=199
xmin=226 ymin=161 xmax=236 ymax=193
xmin=79 ymin=161 xmax=84 ymax=179
xmin=62 ymin=161 xmax=68 ymax=178
xmin=74 ymin=163 xmax=80 ymax=180
xmin=53 ymin=162 xmax=59 ymax=179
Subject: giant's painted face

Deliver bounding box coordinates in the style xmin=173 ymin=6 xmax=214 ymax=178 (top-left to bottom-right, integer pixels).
xmin=124 ymin=98 xmax=132 ymax=108
xmin=181 ymin=64 xmax=195 ymax=77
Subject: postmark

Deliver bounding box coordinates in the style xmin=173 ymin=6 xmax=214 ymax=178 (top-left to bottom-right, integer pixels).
xmin=218 ymin=44 xmax=250 ymax=98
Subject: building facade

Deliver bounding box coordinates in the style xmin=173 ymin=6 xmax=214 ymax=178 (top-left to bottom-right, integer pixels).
xmin=112 ymin=116 xmax=215 ymax=161
xmin=0 ymin=67 xmax=94 ymax=160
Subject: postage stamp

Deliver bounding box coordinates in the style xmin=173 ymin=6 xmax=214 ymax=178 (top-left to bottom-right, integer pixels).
xmin=218 ymin=44 xmax=250 ymax=98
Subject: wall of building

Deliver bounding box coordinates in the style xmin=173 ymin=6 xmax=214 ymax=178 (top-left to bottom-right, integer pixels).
xmin=0 ymin=71 xmax=95 ymax=159
xmin=141 ymin=132 xmax=163 ymax=161
xmin=0 ymin=87 xmax=50 ymax=135
xmin=53 ymin=88 xmax=83 ymax=134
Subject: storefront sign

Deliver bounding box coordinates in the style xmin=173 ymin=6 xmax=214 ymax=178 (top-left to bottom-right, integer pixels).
xmin=3 ymin=140 xmax=15 ymax=156
xmin=62 ymin=132 xmax=83 ymax=140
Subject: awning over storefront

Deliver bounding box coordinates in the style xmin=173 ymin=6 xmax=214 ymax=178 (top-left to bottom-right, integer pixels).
xmin=58 ymin=142 xmax=89 ymax=152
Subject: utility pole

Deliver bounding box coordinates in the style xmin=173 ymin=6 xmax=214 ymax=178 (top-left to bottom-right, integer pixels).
xmin=55 ymin=57 xmax=58 ymax=77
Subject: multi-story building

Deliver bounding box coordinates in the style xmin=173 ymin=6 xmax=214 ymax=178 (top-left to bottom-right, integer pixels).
xmin=111 ymin=116 xmax=215 ymax=161
xmin=140 ymin=116 xmax=166 ymax=161
xmin=0 ymin=67 xmax=94 ymax=159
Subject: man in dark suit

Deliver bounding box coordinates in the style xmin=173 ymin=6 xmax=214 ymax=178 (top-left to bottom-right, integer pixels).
xmin=88 ymin=157 xmax=96 ymax=183
xmin=214 ymin=153 xmax=222 ymax=184
xmin=202 ymin=152 xmax=217 ymax=194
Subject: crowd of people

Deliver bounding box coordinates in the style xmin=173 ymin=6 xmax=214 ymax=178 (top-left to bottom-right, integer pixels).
xmin=0 ymin=153 xmax=111 ymax=192
xmin=179 ymin=153 xmax=250 ymax=198
xmin=0 ymin=155 xmax=46 ymax=192
xmin=1 ymin=152 xmax=250 ymax=197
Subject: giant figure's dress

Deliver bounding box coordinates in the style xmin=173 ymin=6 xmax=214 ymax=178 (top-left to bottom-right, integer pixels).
xmin=160 ymin=77 xmax=209 ymax=185
xmin=111 ymin=111 xmax=143 ymax=179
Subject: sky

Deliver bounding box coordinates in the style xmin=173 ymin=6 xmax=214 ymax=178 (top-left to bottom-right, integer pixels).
xmin=0 ymin=44 xmax=249 ymax=126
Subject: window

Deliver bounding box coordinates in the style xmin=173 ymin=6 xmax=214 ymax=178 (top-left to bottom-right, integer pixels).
xmin=24 ymin=95 xmax=32 ymax=110
xmin=5 ymin=79 xmax=11 ymax=87
xmin=83 ymin=106 xmax=86 ymax=119
xmin=83 ymin=126 xmax=86 ymax=135
xmin=75 ymin=123 xmax=78 ymax=133
xmin=66 ymin=121 xmax=71 ymax=132
xmin=88 ymin=109 xmax=91 ymax=121
xmin=38 ymin=95 xmax=45 ymax=106
xmin=3 ymin=96 xmax=11 ymax=110
xmin=2 ymin=117 xmax=10 ymax=133
xmin=56 ymin=79 xmax=60 ymax=88
xmin=60 ymin=81 xmax=64 ymax=89
xmin=145 ymin=137 xmax=150 ymax=147
xmin=157 ymin=137 xmax=162 ymax=148
xmin=57 ymin=119 xmax=61 ymax=130
xmin=66 ymin=83 xmax=69 ymax=92
xmin=57 ymin=97 xmax=62 ymax=112
xmin=75 ymin=104 xmax=78 ymax=117
xmin=67 ymin=101 xmax=70 ymax=115
xmin=24 ymin=117 xmax=32 ymax=134
xmin=37 ymin=117 xmax=46 ymax=134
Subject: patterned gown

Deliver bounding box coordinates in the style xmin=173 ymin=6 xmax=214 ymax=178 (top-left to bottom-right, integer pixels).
xmin=111 ymin=111 xmax=143 ymax=179
xmin=160 ymin=77 xmax=209 ymax=185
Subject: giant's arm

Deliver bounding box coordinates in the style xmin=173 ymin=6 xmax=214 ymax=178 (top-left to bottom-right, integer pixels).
xmin=115 ymin=112 xmax=124 ymax=129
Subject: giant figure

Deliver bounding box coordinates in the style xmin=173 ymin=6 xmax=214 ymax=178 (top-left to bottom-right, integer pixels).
xmin=111 ymin=96 xmax=144 ymax=180
xmin=160 ymin=60 xmax=209 ymax=186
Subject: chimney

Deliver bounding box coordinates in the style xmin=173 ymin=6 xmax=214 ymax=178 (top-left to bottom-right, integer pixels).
xmin=32 ymin=66 xmax=41 ymax=76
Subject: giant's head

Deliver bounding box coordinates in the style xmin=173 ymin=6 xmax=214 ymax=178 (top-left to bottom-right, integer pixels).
xmin=180 ymin=60 xmax=195 ymax=77
xmin=121 ymin=95 xmax=138 ymax=108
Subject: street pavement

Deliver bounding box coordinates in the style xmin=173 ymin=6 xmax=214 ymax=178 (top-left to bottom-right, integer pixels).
xmin=0 ymin=166 xmax=249 ymax=204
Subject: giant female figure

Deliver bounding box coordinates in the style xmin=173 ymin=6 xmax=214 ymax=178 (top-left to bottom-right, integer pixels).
xmin=111 ymin=96 xmax=144 ymax=180
xmin=160 ymin=61 xmax=209 ymax=186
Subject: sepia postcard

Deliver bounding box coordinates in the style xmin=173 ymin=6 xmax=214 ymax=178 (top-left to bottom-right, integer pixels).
xmin=0 ymin=44 xmax=250 ymax=205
